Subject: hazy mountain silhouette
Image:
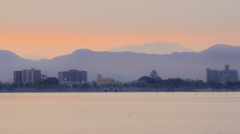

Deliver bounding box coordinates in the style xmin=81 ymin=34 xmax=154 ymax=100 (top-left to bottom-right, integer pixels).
xmin=23 ymin=55 xmax=46 ymax=61
xmin=0 ymin=50 xmax=35 ymax=81
xmin=109 ymin=42 xmax=192 ymax=54
xmin=0 ymin=44 xmax=240 ymax=82
xmin=0 ymin=50 xmax=22 ymax=61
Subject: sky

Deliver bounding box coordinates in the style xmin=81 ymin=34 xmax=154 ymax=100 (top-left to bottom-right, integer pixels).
xmin=0 ymin=0 xmax=240 ymax=59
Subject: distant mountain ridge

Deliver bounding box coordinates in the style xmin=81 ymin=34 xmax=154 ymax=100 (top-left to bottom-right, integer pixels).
xmin=23 ymin=55 xmax=46 ymax=61
xmin=0 ymin=50 xmax=22 ymax=61
xmin=0 ymin=44 xmax=240 ymax=82
xmin=109 ymin=42 xmax=192 ymax=55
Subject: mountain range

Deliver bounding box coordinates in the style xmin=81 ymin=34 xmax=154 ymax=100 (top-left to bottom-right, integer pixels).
xmin=109 ymin=42 xmax=192 ymax=55
xmin=0 ymin=44 xmax=240 ymax=82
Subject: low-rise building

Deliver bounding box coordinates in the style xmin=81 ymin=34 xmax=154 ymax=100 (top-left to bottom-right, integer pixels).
xmin=41 ymin=74 xmax=48 ymax=80
xmin=220 ymin=74 xmax=238 ymax=85
xmin=58 ymin=69 xmax=87 ymax=85
xmin=96 ymin=74 xmax=115 ymax=85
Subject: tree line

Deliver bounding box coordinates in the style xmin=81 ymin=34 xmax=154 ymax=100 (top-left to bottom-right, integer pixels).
xmin=135 ymin=76 xmax=240 ymax=92
xmin=0 ymin=77 xmax=90 ymax=92
xmin=1 ymin=76 xmax=240 ymax=92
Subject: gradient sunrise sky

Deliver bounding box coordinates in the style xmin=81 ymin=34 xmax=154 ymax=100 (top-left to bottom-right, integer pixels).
xmin=0 ymin=0 xmax=240 ymax=59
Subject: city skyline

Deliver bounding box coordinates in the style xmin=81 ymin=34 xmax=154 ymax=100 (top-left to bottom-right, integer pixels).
xmin=1 ymin=0 xmax=240 ymax=59
xmin=1 ymin=44 xmax=240 ymax=82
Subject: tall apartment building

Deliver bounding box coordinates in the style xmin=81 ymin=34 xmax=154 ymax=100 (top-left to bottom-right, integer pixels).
xmin=58 ymin=70 xmax=87 ymax=85
xmin=206 ymin=65 xmax=238 ymax=85
xmin=13 ymin=68 xmax=41 ymax=84
xmin=13 ymin=71 xmax=23 ymax=83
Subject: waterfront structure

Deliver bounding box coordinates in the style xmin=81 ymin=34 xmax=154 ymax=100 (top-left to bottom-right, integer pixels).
xmin=58 ymin=70 xmax=87 ymax=85
xmin=96 ymin=74 xmax=115 ymax=85
xmin=206 ymin=65 xmax=238 ymax=85
xmin=13 ymin=68 xmax=41 ymax=84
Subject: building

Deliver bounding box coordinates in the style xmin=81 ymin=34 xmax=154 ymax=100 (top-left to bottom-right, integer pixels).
xmin=22 ymin=68 xmax=41 ymax=84
xmin=13 ymin=71 xmax=22 ymax=83
xmin=206 ymin=69 xmax=219 ymax=83
xmin=13 ymin=68 xmax=41 ymax=84
xmin=96 ymin=74 xmax=115 ymax=85
xmin=150 ymin=70 xmax=161 ymax=80
xmin=220 ymin=74 xmax=238 ymax=85
xmin=41 ymin=74 xmax=48 ymax=80
xmin=58 ymin=70 xmax=87 ymax=85
xmin=206 ymin=65 xmax=238 ymax=85
xmin=133 ymin=80 xmax=146 ymax=87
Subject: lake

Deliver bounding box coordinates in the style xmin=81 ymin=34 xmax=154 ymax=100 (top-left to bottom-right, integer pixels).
xmin=0 ymin=92 xmax=240 ymax=134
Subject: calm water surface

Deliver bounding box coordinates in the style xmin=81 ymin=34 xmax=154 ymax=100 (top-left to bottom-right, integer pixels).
xmin=0 ymin=92 xmax=240 ymax=134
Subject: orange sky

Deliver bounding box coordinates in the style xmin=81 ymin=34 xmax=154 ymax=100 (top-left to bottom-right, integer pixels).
xmin=1 ymin=0 xmax=240 ymax=59
xmin=1 ymin=27 xmax=239 ymax=59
